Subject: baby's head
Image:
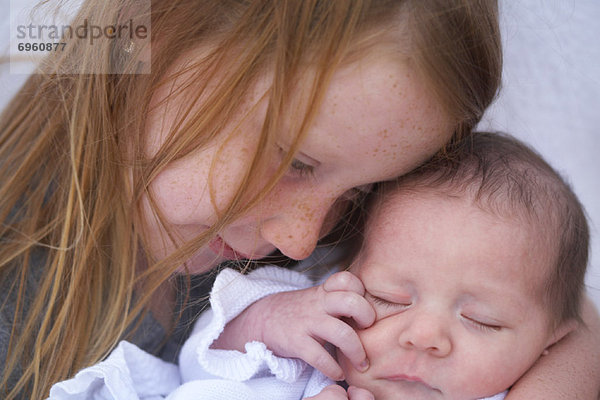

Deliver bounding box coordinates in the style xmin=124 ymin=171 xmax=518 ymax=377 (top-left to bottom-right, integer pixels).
xmin=338 ymin=132 xmax=589 ymax=399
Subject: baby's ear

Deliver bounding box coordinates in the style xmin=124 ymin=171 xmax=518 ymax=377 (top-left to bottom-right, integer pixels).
xmin=544 ymin=319 xmax=578 ymax=349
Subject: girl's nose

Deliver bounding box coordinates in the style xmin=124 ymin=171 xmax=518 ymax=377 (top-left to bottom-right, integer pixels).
xmin=260 ymin=192 xmax=344 ymax=260
xmin=397 ymin=311 xmax=452 ymax=358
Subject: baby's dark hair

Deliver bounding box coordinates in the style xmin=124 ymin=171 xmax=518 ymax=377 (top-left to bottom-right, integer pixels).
xmin=370 ymin=132 xmax=589 ymax=328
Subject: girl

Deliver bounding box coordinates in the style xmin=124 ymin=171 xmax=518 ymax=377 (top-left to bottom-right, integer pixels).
xmin=0 ymin=1 xmax=596 ymax=399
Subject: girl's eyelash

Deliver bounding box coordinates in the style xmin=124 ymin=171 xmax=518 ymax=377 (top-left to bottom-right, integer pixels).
xmin=289 ymin=158 xmax=315 ymax=177
xmin=278 ymin=146 xmax=315 ymax=178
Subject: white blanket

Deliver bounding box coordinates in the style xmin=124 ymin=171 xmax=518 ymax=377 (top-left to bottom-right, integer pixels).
xmin=48 ymin=266 xmax=507 ymax=400
xmin=48 ymin=267 xmax=331 ymax=400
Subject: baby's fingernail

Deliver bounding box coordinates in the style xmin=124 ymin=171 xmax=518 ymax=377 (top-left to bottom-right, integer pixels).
xmin=358 ymin=359 xmax=369 ymax=371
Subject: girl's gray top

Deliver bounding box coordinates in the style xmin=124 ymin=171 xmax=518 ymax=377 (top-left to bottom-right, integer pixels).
xmin=0 ymin=249 xmax=224 ymax=397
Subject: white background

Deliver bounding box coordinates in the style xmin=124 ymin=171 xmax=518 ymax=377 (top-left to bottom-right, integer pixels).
xmin=1 ymin=0 xmax=599 ymax=309
xmin=477 ymin=1 xmax=600 ymax=308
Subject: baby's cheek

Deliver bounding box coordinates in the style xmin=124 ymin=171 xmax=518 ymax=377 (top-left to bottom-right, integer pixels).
xmin=337 ymin=343 xmax=391 ymax=400
xmin=336 ymin=346 xmax=366 ymax=387
xmin=446 ymin=343 xmax=527 ymax=399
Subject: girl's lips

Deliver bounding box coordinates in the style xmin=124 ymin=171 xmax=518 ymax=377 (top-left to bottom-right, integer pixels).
xmin=208 ymin=235 xmax=250 ymax=260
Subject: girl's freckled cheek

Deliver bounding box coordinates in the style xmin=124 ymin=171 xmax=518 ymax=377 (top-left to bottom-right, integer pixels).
xmin=295 ymin=199 xmax=320 ymax=240
xmin=298 ymin=202 xmax=316 ymax=221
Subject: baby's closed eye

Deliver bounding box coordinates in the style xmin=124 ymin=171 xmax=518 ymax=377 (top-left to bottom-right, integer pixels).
xmin=460 ymin=314 xmax=503 ymax=333
xmin=366 ymin=292 xmax=411 ymax=319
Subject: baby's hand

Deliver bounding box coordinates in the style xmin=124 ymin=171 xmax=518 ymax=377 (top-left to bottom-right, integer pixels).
xmin=258 ymin=271 xmax=375 ymax=380
xmin=214 ymin=271 xmax=375 ymax=381
xmin=305 ymin=385 xmax=375 ymax=400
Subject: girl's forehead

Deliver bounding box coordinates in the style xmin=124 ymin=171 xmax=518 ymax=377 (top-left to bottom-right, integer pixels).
xmin=145 ymin=46 xmax=453 ymax=186
xmin=292 ymin=56 xmax=453 ymax=175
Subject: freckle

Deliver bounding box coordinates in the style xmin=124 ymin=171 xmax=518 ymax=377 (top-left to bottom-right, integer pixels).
xmin=288 ymin=235 xmax=293 ymax=239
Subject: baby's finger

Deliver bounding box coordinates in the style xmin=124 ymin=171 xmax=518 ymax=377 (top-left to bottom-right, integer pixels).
xmin=310 ymin=318 xmax=369 ymax=373
xmin=347 ymin=385 xmax=375 ymax=400
xmin=323 ymin=271 xmax=365 ymax=295
xmin=305 ymin=384 xmax=348 ymax=399
xmin=297 ymin=337 xmax=345 ymax=381
xmin=324 ymin=291 xmax=375 ymax=329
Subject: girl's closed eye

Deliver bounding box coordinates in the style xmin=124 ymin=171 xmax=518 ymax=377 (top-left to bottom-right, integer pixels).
xmin=278 ymin=146 xmax=318 ymax=178
xmin=289 ymin=158 xmax=315 ymax=177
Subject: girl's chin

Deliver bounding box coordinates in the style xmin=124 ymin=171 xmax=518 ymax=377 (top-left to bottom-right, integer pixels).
xmin=174 ymin=250 xmax=226 ymax=275
xmin=170 ymin=241 xmax=277 ymax=275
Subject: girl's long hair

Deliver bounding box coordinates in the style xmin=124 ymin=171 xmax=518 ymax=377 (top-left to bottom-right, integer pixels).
xmin=0 ymin=0 xmax=501 ymax=398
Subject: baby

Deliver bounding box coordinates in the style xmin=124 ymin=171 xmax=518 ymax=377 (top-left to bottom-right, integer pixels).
xmin=48 ymin=132 xmax=589 ymax=400
xmin=328 ymin=132 xmax=589 ymax=399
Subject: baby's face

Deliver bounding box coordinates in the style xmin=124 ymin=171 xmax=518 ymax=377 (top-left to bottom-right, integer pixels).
xmin=338 ymin=190 xmax=561 ymax=400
